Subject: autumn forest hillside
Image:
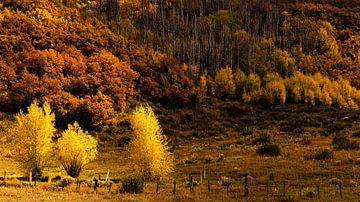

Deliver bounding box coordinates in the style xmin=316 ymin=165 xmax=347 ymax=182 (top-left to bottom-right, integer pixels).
xmin=0 ymin=0 xmax=360 ymax=201
xmin=0 ymin=0 xmax=359 ymax=132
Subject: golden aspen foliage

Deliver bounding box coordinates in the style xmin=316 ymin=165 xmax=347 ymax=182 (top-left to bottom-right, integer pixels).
xmin=242 ymin=73 xmax=262 ymax=102
xmin=272 ymin=49 xmax=295 ymax=77
xmin=285 ymin=71 xmax=360 ymax=109
xmin=10 ymin=101 xmax=55 ymax=180
xmin=302 ymin=75 xmax=320 ymax=106
xmin=263 ymin=73 xmax=286 ymax=104
xmin=234 ymin=69 xmax=247 ymax=97
xmin=128 ymin=106 xmax=174 ymax=181
xmin=285 ymin=71 xmax=320 ymax=105
xmin=313 ymin=72 xmax=337 ymax=106
xmin=57 ymin=122 xmax=97 ymax=178
xmin=214 ymin=66 xmax=236 ymax=98
xmin=285 ymin=72 xmax=303 ymax=103
xmin=335 ymin=78 xmax=359 ymax=109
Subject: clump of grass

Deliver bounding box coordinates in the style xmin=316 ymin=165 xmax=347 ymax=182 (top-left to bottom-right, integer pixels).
xmin=302 ymin=137 xmax=312 ymax=145
xmin=252 ymin=134 xmax=271 ymax=145
xmin=304 ymin=187 xmax=317 ymax=198
xmin=241 ymin=127 xmax=253 ymax=136
xmin=256 ymin=144 xmax=281 ymax=156
xmin=120 ymin=176 xmax=144 ymax=194
xmin=305 ymin=149 xmax=334 ymax=160
xmin=332 ymin=135 xmax=359 ymax=150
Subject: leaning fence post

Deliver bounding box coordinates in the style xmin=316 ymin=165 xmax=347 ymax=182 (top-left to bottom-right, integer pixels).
xmin=105 ymin=170 xmax=110 ymax=183
xmin=317 ymin=184 xmax=320 ymax=199
xmin=339 ymin=181 xmax=343 ymax=199
xmin=156 ymin=181 xmax=159 ymax=193
xmin=266 ymin=182 xmax=269 ymax=197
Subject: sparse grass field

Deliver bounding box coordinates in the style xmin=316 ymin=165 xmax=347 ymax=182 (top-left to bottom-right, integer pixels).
xmin=1 ymin=98 xmax=360 ymax=201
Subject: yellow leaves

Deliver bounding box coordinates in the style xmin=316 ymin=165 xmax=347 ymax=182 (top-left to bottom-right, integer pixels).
xmin=27 ymin=8 xmax=68 ymax=27
xmin=285 ymin=71 xmax=360 ymax=109
xmin=241 ymin=73 xmax=262 ymax=102
xmin=57 ymin=122 xmax=97 ymax=177
xmin=11 ymin=100 xmax=55 ymax=175
xmin=263 ymin=73 xmax=286 ymax=104
xmin=214 ymin=66 xmax=236 ymax=97
xmin=128 ymin=106 xmax=174 ymax=181
xmin=273 ymin=49 xmax=295 ymax=77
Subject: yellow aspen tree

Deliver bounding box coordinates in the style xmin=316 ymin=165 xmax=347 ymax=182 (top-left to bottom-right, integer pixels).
xmin=11 ymin=101 xmax=55 ymax=180
xmin=214 ymin=66 xmax=236 ymax=98
xmin=128 ymin=106 xmax=174 ymax=181
xmin=57 ymin=122 xmax=97 ymax=178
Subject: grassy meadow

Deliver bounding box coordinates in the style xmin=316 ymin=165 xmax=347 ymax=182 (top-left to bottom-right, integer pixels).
xmin=0 ymin=98 xmax=360 ymax=201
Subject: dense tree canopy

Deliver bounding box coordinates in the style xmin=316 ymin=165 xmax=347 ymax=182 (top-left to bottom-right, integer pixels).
xmin=0 ymin=0 xmax=359 ymax=130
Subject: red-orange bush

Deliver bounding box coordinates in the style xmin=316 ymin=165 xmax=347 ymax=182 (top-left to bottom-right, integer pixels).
xmin=0 ymin=48 xmax=138 ymax=130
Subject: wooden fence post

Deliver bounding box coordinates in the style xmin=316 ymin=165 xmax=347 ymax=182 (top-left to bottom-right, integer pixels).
xmin=244 ymin=177 xmax=249 ymax=197
xmin=208 ymin=180 xmax=211 ymax=192
xmin=339 ymin=181 xmax=343 ymax=199
xmin=203 ymin=166 xmax=206 ymax=179
xmin=105 ymin=170 xmax=110 ymax=183
xmin=266 ymin=182 xmax=269 ymax=197
xmin=173 ymin=181 xmax=176 ymax=194
xmin=317 ymin=185 xmax=320 ymax=199
xmin=156 ymin=181 xmax=159 ymax=193
xmin=94 ymin=177 xmax=98 ymax=191
xmin=283 ymin=181 xmax=286 ymax=196
xmin=189 ymin=176 xmax=194 ymax=193
xmin=108 ymin=182 xmax=112 ymax=193
xmin=226 ymin=184 xmax=230 ymax=195
xmin=200 ymin=171 xmax=203 ymax=184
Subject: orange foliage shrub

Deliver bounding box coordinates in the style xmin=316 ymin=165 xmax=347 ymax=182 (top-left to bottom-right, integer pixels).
xmin=131 ymin=50 xmax=202 ymax=107
xmin=0 ymin=48 xmax=138 ymax=130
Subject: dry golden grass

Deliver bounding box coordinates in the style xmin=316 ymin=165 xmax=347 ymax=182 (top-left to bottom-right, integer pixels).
xmin=0 ymin=102 xmax=360 ymax=201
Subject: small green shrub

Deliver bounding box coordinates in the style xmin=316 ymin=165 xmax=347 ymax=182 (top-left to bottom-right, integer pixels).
xmin=120 ymin=176 xmax=144 ymax=194
xmin=312 ymin=149 xmax=334 ymax=160
xmin=327 ymin=121 xmax=347 ymax=133
xmin=332 ymin=135 xmax=359 ymax=150
xmin=256 ymin=144 xmax=281 ymax=156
